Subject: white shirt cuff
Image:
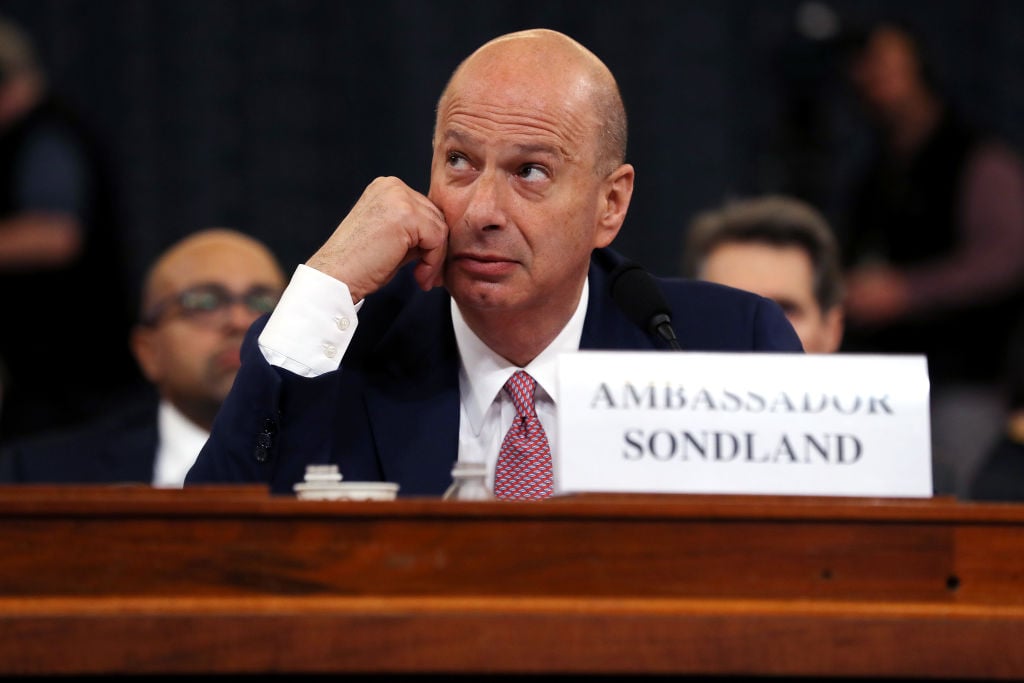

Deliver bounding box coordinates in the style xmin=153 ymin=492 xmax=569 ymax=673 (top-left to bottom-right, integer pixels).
xmin=258 ymin=264 xmax=361 ymax=377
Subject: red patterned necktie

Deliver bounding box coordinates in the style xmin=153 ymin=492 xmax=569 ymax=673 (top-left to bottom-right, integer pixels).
xmin=494 ymin=370 xmax=554 ymax=500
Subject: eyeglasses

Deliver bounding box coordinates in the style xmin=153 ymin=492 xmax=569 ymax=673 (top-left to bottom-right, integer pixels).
xmin=141 ymin=283 xmax=281 ymax=328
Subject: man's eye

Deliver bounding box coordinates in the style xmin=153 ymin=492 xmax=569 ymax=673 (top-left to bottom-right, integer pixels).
xmin=446 ymin=152 xmax=468 ymax=168
xmin=517 ymin=165 xmax=548 ymax=181
xmin=247 ymin=293 xmax=278 ymax=314
xmin=182 ymin=291 xmax=223 ymax=312
xmin=777 ymin=301 xmax=801 ymax=317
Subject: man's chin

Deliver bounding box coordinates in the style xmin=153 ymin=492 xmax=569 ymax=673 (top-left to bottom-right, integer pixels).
xmin=207 ymin=369 xmax=240 ymax=399
xmin=448 ymin=278 xmax=519 ymax=312
xmin=213 ymin=345 xmax=243 ymax=369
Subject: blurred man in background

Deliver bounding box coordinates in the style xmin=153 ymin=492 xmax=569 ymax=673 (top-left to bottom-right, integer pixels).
xmin=682 ymin=192 xmax=966 ymax=492
xmin=0 ymin=228 xmax=286 ymax=486
xmin=682 ymin=194 xmax=844 ymax=354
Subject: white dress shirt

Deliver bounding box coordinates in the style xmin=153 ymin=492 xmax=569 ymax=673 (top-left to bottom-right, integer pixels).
xmin=152 ymin=399 xmax=211 ymax=488
xmin=257 ymin=264 xmax=588 ymax=488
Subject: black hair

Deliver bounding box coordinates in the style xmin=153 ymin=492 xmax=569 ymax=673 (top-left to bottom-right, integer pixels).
xmin=840 ymin=17 xmax=942 ymax=94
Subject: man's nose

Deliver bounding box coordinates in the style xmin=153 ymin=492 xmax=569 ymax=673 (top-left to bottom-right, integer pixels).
xmin=224 ymin=300 xmax=260 ymax=330
xmin=462 ymin=168 xmax=507 ymax=230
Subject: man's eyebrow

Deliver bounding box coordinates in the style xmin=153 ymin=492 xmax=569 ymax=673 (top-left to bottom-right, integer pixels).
xmin=441 ymin=129 xmax=562 ymax=158
xmin=441 ymin=129 xmax=479 ymax=147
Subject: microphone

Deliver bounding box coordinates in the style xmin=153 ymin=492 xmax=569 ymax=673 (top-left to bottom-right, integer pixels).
xmin=609 ymin=260 xmax=682 ymax=350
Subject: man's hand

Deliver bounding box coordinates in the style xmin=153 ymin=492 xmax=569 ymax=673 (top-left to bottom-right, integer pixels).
xmin=0 ymin=212 xmax=83 ymax=269
xmin=306 ymin=177 xmax=448 ymax=302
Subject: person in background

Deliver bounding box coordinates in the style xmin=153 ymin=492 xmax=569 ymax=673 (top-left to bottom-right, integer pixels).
xmin=0 ymin=15 xmax=140 ymax=445
xmin=681 ymin=195 xmax=844 ymax=354
xmin=185 ymin=28 xmax=802 ymax=500
xmin=682 ymin=193 xmax=963 ymax=494
xmin=0 ymin=228 xmax=286 ymax=486
xmin=839 ymin=20 xmax=1024 ymax=497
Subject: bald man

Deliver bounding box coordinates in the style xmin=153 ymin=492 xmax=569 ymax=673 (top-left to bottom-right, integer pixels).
xmin=0 ymin=228 xmax=285 ymax=486
xmin=187 ymin=29 xmax=801 ymax=498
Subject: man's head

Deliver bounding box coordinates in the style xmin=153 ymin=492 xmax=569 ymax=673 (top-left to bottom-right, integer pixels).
xmin=428 ymin=29 xmax=634 ymax=363
xmin=846 ymin=21 xmax=937 ymax=122
xmin=683 ymin=196 xmax=844 ymax=353
xmin=131 ymin=228 xmax=286 ymax=430
xmin=0 ymin=15 xmax=45 ymax=127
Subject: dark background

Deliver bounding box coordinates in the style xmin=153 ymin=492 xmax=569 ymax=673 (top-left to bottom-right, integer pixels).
xmin=2 ymin=0 xmax=1022 ymax=304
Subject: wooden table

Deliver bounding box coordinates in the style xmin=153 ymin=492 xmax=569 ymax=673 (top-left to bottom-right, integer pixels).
xmin=2 ymin=485 xmax=1023 ymax=678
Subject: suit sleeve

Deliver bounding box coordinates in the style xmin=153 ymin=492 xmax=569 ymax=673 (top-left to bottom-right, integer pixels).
xmin=753 ymin=297 xmax=805 ymax=352
xmin=185 ymin=316 xmax=319 ymax=492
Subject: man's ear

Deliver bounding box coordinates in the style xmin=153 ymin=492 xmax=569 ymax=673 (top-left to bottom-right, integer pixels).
xmin=129 ymin=325 xmax=161 ymax=384
xmin=594 ymin=163 xmax=635 ymax=248
xmin=822 ymin=306 xmax=845 ymax=354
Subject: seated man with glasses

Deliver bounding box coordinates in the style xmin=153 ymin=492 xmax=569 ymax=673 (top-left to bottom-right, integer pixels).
xmin=0 ymin=228 xmax=286 ymax=486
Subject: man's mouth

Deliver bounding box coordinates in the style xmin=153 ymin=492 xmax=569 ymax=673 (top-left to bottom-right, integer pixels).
xmin=451 ymin=253 xmax=517 ymax=278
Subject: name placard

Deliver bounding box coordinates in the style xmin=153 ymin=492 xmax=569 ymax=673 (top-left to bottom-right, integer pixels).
xmin=555 ymin=352 xmax=932 ymax=498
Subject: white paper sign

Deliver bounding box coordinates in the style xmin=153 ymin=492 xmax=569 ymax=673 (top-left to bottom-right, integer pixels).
xmin=555 ymin=352 xmax=932 ymax=498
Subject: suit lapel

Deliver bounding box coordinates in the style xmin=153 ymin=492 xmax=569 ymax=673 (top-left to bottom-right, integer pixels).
xmin=360 ymin=249 xmax=652 ymax=496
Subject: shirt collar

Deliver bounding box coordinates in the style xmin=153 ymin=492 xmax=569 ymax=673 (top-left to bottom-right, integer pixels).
xmin=452 ymin=277 xmax=589 ymax=435
xmin=155 ymin=399 xmax=211 ymax=486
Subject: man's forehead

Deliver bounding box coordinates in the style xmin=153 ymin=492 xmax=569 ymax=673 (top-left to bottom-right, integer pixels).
xmin=705 ymin=243 xmax=816 ymax=287
xmin=436 ymin=83 xmax=596 ymax=153
xmin=438 ymin=125 xmax=569 ymax=157
xmin=151 ymin=247 xmax=278 ymax=296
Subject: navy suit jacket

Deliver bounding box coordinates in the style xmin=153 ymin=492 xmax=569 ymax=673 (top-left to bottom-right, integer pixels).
xmin=0 ymin=394 xmax=158 ymax=483
xmin=186 ymin=248 xmax=802 ymax=496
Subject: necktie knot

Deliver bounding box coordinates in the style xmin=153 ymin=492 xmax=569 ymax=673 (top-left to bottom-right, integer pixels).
xmin=504 ymin=370 xmax=538 ymax=421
